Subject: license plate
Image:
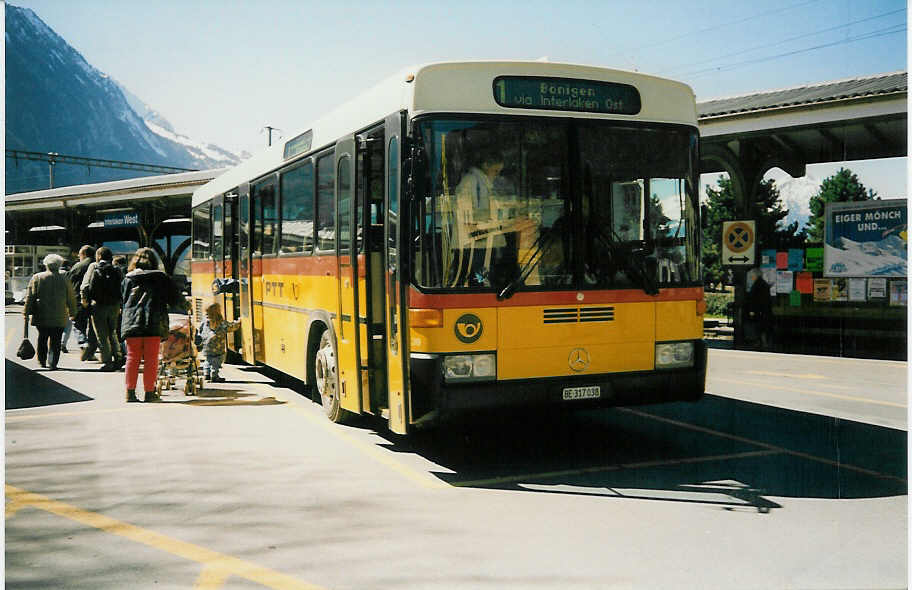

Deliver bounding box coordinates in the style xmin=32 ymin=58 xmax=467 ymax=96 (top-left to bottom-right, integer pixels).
xmin=562 ymin=386 xmax=601 ymax=401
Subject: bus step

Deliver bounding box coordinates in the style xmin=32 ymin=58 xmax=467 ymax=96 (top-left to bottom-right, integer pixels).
xmin=380 ymin=408 xmax=390 ymax=420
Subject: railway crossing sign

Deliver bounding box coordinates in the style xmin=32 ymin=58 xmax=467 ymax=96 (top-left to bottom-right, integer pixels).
xmin=721 ymin=220 xmax=756 ymax=266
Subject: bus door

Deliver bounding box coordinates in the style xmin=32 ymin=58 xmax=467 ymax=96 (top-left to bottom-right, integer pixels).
xmin=334 ymin=138 xmax=361 ymax=414
xmin=238 ymin=182 xmax=255 ymax=362
xmin=355 ymin=125 xmax=387 ymax=415
xmin=211 ymin=194 xmax=225 ymax=303
xmin=224 ymin=191 xmax=242 ymax=350
xmin=249 ymin=176 xmax=277 ymax=364
xmin=385 ymin=112 xmax=409 ymax=434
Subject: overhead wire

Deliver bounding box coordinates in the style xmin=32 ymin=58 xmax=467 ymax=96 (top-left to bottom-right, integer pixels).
xmin=684 ymin=23 xmax=906 ymax=79
xmin=614 ymin=0 xmax=823 ymax=54
xmin=664 ymin=7 xmax=906 ymax=76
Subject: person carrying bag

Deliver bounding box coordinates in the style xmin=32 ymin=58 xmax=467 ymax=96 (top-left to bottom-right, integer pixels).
xmin=23 ymin=253 xmax=78 ymax=370
xmin=16 ymin=316 xmax=35 ymax=360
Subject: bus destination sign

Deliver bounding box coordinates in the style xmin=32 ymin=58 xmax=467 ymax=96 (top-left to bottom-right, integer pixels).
xmin=493 ymin=76 xmax=641 ymax=115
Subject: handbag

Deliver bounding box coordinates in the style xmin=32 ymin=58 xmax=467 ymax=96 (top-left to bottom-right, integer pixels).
xmin=17 ymin=317 xmax=35 ymax=360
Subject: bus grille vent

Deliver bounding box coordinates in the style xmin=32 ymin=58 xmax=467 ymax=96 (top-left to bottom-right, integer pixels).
xmin=543 ymin=307 xmax=614 ymax=324
xmin=194 ymin=297 xmax=203 ymax=320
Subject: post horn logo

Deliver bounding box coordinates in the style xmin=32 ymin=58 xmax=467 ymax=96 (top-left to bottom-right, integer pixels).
xmin=568 ymin=348 xmax=591 ymax=372
xmin=454 ymin=313 xmax=483 ymax=344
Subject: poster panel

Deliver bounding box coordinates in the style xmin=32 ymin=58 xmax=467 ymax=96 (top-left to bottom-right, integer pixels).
xmin=824 ymin=199 xmax=907 ymax=278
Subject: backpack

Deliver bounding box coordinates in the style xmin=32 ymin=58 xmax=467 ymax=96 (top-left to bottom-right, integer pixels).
xmin=90 ymin=263 xmax=122 ymax=305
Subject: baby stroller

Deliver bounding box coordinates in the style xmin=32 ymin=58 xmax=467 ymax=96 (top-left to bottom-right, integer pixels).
xmin=156 ymin=314 xmax=203 ymax=397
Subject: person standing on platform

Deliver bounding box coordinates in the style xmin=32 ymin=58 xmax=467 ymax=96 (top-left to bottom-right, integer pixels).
xmin=81 ymin=246 xmax=125 ymax=372
xmin=23 ymin=254 xmax=78 ymax=370
xmin=68 ymin=245 xmax=98 ymax=360
xmin=112 ymin=255 xmax=128 ymax=359
xmin=744 ymin=267 xmax=773 ymax=351
xmin=121 ymin=247 xmax=186 ymax=403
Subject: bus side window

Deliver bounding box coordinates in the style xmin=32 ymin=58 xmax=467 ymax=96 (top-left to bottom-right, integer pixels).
xmin=280 ymin=161 xmax=315 ymax=254
xmin=315 ymin=153 xmax=335 ymax=253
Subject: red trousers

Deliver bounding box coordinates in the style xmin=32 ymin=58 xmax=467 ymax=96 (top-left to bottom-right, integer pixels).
xmin=125 ymin=336 xmax=160 ymax=393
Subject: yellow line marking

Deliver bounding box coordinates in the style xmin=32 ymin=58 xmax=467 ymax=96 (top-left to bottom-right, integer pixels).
xmin=5 ymin=485 xmax=326 ymax=590
xmin=286 ymin=403 xmax=448 ymax=491
xmin=712 ymin=376 xmax=907 ymax=408
xmin=621 ymin=409 xmax=907 ymax=483
xmin=746 ymin=370 xmax=826 ymax=380
xmin=451 ymin=450 xmax=781 ymax=488
xmin=195 ymin=565 xmax=233 ymax=590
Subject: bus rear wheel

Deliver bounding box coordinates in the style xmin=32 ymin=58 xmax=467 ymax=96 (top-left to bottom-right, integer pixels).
xmin=314 ymin=329 xmax=349 ymax=423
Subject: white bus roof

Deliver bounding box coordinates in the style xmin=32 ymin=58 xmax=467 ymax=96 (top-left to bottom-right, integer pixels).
xmin=192 ymin=60 xmax=696 ymax=207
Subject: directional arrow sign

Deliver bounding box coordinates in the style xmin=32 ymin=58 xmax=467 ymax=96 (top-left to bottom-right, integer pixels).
xmin=721 ymin=220 xmax=756 ymax=266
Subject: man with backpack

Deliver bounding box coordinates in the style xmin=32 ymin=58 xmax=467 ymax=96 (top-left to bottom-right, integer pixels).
xmin=81 ymin=246 xmax=124 ymax=371
xmin=68 ymin=245 xmax=98 ymax=359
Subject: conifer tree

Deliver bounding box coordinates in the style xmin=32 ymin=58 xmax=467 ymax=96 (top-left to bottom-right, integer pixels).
xmin=806 ymin=168 xmax=876 ymax=242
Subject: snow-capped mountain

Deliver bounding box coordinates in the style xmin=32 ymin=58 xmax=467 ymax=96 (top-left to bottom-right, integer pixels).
xmin=5 ymin=4 xmax=243 ymax=194
xmin=772 ymin=173 xmax=817 ymax=232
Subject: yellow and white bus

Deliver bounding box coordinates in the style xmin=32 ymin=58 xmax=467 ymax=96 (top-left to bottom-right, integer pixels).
xmin=191 ymin=61 xmax=706 ymax=434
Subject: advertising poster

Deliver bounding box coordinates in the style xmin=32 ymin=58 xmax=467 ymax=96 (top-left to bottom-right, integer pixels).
xmin=776 ymin=251 xmax=789 ymax=269
xmin=787 ymin=248 xmax=804 ymax=271
xmin=806 ymin=247 xmax=824 ymax=272
xmin=824 ymin=199 xmax=907 ymax=278
xmin=848 ymin=278 xmax=867 ymax=302
xmin=789 ymin=289 xmax=802 ymax=307
xmin=868 ymin=277 xmax=887 ymax=299
xmin=890 ymin=280 xmax=907 ymax=306
xmin=760 ymin=249 xmax=776 ymax=268
xmin=813 ymin=279 xmax=832 ymax=301
xmin=831 ymin=278 xmax=848 ymax=301
xmin=776 ymin=270 xmax=793 ymax=294
xmin=796 ymin=271 xmax=813 ymax=294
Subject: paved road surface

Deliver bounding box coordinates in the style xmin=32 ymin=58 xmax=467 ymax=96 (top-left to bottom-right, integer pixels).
xmin=6 ymin=307 xmax=907 ymax=589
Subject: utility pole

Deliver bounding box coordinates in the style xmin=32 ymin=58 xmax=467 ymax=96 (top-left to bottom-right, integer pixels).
xmin=262 ymin=125 xmax=282 ymax=147
xmin=48 ymin=152 xmax=58 ymax=188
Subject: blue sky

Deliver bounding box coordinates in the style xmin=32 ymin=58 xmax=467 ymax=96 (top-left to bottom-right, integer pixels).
xmin=9 ymin=0 xmax=909 ymax=197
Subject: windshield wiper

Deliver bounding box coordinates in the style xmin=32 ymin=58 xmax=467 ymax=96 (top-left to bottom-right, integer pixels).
xmin=497 ymin=225 xmax=560 ymax=301
xmin=592 ymin=227 xmax=659 ymax=296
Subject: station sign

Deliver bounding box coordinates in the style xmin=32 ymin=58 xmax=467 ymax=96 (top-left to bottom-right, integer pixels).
xmin=104 ymin=211 xmax=139 ymax=228
xmin=721 ymin=219 xmax=756 ymax=266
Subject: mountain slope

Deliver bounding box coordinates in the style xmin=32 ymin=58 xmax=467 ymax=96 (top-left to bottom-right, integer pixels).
xmin=5 ymin=4 xmax=240 ymax=194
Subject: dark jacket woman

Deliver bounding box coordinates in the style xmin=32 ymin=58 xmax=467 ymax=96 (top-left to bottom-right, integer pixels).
xmin=120 ymin=269 xmax=184 ymax=339
xmin=121 ymin=247 xmax=186 ymax=403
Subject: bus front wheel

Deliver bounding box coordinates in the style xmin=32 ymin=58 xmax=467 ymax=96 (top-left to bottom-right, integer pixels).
xmin=314 ymin=329 xmax=349 ymax=423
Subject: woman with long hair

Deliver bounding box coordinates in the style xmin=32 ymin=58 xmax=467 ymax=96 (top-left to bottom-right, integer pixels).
xmin=120 ymin=247 xmax=186 ymax=402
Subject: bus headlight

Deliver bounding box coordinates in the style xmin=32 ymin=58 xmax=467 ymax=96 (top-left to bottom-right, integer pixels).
xmin=443 ymin=353 xmax=496 ymax=382
xmin=655 ymin=342 xmax=695 ymax=369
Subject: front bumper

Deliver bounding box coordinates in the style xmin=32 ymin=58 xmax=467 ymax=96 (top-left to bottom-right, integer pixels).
xmin=409 ymin=341 xmax=707 ymax=423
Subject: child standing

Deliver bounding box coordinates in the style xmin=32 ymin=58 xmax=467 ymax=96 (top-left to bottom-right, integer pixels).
xmin=196 ymin=302 xmax=240 ymax=382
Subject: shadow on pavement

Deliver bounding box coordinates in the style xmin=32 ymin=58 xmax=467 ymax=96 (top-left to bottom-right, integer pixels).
xmin=5 ymin=359 xmax=94 ymax=410
xmin=375 ymin=394 xmax=906 ymax=512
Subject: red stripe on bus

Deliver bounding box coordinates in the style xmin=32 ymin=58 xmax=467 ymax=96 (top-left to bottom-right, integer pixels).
xmin=408 ymin=286 xmax=704 ymax=308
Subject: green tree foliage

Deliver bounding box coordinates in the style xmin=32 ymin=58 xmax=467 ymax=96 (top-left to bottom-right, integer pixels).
xmin=806 ymin=167 xmax=876 ymax=242
xmin=701 ymin=176 xmax=806 ymax=290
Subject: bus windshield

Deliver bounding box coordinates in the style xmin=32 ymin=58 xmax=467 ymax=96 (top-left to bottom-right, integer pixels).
xmin=412 ymin=117 xmax=700 ymax=293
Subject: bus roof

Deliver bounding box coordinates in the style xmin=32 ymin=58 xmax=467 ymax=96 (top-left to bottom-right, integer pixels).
xmin=192 ymin=60 xmax=696 ymax=207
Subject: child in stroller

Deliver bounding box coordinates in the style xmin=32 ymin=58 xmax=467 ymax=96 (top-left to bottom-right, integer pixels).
xmin=157 ymin=314 xmax=202 ymax=396
xmin=195 ymin=302 xmax=240 ymax=383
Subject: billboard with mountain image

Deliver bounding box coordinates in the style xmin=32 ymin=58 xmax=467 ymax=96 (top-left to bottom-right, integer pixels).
xmin=824 ymin=200 xmax=907 ymax=278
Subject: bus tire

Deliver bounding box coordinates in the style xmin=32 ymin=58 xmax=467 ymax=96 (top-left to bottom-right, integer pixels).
xmin=313 ymin=328 xmax=350 ymax=423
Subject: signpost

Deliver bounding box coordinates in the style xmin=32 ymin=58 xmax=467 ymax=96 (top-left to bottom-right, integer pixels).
xmin=721 ymin=220 xmax=756 ymax=267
